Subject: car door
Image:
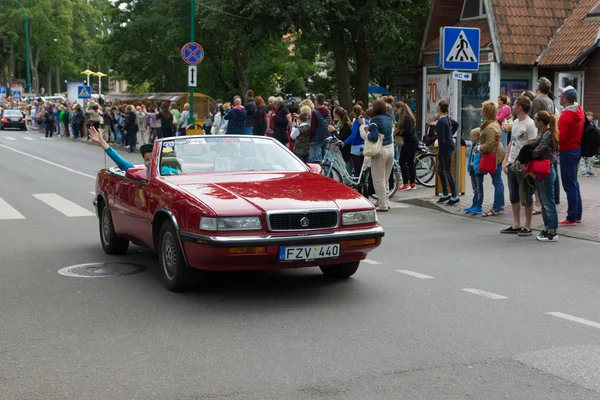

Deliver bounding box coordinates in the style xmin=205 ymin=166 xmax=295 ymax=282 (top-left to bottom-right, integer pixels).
xmin=112 ymin=169 xmax=153 ymax=247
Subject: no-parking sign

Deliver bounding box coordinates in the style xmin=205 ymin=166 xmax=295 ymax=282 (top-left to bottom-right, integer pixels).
xmin=181 ymin=42 xmax=204 ymax=65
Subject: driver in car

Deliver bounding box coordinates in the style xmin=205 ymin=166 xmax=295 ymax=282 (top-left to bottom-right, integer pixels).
xmin=89 ymin=126 xmax=179 ymax=177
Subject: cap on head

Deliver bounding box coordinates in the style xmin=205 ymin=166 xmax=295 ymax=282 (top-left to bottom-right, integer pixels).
xmin=560 ymin=85 xmax=578 ymax=101
xmin=140 ymin=144 xmax=153 ymax=156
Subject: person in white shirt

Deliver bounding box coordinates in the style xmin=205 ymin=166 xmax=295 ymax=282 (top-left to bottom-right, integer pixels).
xmin=501 ymin=95 xmax=537 ymax=236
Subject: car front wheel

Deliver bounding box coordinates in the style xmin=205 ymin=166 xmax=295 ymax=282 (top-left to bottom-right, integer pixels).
xmin=99 ymin=201 xmax=129 ymax=254
xmin=319 ymin=261 xmax=360 ymax=278
xmin=158 ymin=222 xmax=194 ymax=292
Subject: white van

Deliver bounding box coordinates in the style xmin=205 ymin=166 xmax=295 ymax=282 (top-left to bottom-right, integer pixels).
xmin=42 ymin=96 xmax=67 ymax=103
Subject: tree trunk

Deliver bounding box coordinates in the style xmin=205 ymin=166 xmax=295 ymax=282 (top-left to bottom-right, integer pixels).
xmin=46 ymin=69 xmax=52 ymax=95
xmin=8 ymin=47 xmax=14 ymax=92
xmin=30 ymin=46 xmax=40 ymax=94
xmin=55 ymin=64 xmax=60 ymax=93
xmin=328 ymin=21 xmax=352 ymax=111
xmin=349 ymin=14 xmax=370 ymax=107
xmin=231 ymin=47 xmax=249 ymax=96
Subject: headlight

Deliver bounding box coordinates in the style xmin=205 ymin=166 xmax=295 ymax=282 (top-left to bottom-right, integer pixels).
xmin=200 ymin=217 xmax=262 ymax=231
xmin=342 ymin=210 xmax=377 ymax=226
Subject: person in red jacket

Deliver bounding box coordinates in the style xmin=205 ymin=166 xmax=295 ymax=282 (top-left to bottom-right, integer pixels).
xmin=557 ymin=85 xmax=585 ymax=225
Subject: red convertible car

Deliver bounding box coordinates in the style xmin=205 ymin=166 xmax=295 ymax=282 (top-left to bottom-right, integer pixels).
xmin=93 ymin=135 xmax=384 ymax=291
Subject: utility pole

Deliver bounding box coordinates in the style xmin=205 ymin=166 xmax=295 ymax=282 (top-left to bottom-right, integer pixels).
xmin=188 ymin=0 xmax=196 ymax=128
xmin=13 ymin=0 xmax=31 ymax=93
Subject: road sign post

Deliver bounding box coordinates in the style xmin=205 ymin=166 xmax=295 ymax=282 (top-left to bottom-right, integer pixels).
xmin=188 ymin=66 xmax=197 ymax=88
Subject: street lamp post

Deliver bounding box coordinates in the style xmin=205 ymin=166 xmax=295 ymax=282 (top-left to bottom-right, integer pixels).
xmin=13 ymin=0 xmax=31 ymax=93
xmin=188 ymin=0 xmax=195 ymax=127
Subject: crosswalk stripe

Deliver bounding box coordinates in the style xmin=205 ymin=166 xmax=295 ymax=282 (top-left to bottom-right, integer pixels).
xmin=396 ymin=270 xmax=434 ymax=279
xmin=32 ymin=193 xmax=95 ymax=217
xmin=4 ymin=136 xmax=17 ymax=141
xmin=23 ymin=137 xmax=35 ymax=141
xmin=0 ymin=197 xmax=25 ymax=220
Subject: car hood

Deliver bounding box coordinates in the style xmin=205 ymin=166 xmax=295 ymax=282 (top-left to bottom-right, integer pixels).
xmin=172 ymin=172 xmax=372 ymax=215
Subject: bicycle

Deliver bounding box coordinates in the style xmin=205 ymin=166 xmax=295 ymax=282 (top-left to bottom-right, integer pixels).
xmin=320 ymin=137 xmax=401 ymax=199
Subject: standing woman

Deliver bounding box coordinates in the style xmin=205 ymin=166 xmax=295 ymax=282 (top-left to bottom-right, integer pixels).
xmin=211 ymin=104 xmax=224 ymax=135
xmin=497 ymin=95 xmax=511 ymax=149
xmin=478 ymin=101 xmax=506 ymax=217
xmin=178 ymin=103 xmax=190 ymax=136
xmin=395 ymin=101 xmax=418 ymax=191
xmin=436 ymin=100 xmax=459 ymax=205
xmin=136 ymin=106 xmax=148 ymax=143
xmin=344 ymin=105 xmax=368 ymax=176
xmin=329 ymin=107 xmax=353 ymax=174
xmin=253 ymin=96 xmax=268 ymax=136
xmin=272 ymin=97 xmax=290 ymax=145
xmin=124 ymin=105 xmax=139 ymax=153
xmin=532 ymin=110 xmax=560 ymax=241
xmin=360 ymin=99 xmax=394 ymax=212
xmin=157 ymin=101 xmax=175 ymax=138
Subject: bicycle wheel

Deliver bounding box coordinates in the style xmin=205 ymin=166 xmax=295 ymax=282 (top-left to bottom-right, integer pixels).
xmin=324 ymin=167 xmax=344 ymax=183
xmin=415 ymin=153 xmax=436 ymax=187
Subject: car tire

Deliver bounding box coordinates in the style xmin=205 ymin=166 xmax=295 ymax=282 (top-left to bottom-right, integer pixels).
xmin=319 ymin=261 xmax=360 ymax=278
xmin=158 ymin=222 xmax=194 ymax=292
xmin=99 ymin=201 xmax=129 ymax=255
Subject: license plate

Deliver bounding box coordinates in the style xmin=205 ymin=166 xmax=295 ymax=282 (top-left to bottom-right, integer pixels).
xmin=11 ymin=118 xmax=20 ymax=122
xmin=279 ymin=244 xmax=340 ymax=261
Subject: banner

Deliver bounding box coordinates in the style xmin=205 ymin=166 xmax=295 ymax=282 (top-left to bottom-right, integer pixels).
xmin=426 ymin=74 xmax=454 ymax=122
xmin=500 ymin=81 xmax=528 ymax=105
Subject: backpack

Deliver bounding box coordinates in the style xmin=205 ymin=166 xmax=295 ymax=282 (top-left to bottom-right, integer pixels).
xmin=581 ymin=118 xmax=600 ymax=158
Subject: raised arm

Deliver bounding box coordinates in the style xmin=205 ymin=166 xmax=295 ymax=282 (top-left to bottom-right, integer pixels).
xmin=89 ymin=126 xmax=134 ymax=171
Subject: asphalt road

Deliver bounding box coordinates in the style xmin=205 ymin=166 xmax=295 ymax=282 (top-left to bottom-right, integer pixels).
xmin=1 ymin=127 xmax=600 ymax=400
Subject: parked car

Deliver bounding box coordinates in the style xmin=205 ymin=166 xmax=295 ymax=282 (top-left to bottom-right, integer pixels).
xmin=0 ymin=109 xmax=26 ymax=130
xmin=93 ymin=135 xmax=384 ymax=292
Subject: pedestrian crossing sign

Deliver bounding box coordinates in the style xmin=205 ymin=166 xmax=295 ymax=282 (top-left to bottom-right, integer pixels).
xmin=441 ymin=27 xmax=480 ymax=71
xmin=77 ymin=85 xmax=92 ymax=99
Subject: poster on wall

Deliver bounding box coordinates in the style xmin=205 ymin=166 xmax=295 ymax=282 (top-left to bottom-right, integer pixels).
xmin=426 ymin=75 xmax=454 ymax=122
xmin=500 ymin=81 xmax=528 ymax=105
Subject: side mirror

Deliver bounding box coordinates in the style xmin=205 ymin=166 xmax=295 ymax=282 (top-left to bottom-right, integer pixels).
xmin=306 ymin=163 xmax=322 ymax=174
xmin=125 ymin=168 xmax=147 ymax=182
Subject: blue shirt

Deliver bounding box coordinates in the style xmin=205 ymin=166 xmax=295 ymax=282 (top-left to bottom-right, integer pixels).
xmin=104 ymin=147 xmax=179 ymax=176
xmin=343 ymin=119 xmax=369 ymax=148
xmin=367 ymin=114 xmax=393 ymax=146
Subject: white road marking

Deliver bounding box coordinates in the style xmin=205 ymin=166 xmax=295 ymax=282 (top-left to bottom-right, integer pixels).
xmin=32 ymin=193 xmax=94 ymax=217
xmin=0 ymin=144 xmax=95 ymax=179
xmin=396 ymin=270 xmax=434 ymax=279
xmin=461 ymin=288 xmax=507 ymax=300
xmin=0 ymin=197 xmax=25 ymax=220
xmin=4 ymin=136 xmax=17 ymax=141
xmin=363 ymin=259 xmax=381 ymax=265
xmin=546 ymin=312 xmax=600 ymax=330
xmin=23 ymin=136 xmax=35 ymax=141
xmin=89 ymin=191 xmax=96 ymax=195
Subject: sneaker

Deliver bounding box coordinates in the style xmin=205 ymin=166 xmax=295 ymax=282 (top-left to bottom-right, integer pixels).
xmin=577 ymin=219 xmax=582 ymax=224
xmin=437 ymin=196 xmax=451 ymax=203
xmin=558 ymin=219 xmax=577 ymax=226
xmin=501 ymin=226 xmax=521 ymax=234
xmin=464 ymin=206 xmax=475 ymax=212
xmin=518 ymin=228 xmax=533 ymax=236
xmin=537 ymin=231 xmax=558 ymax=242
xmin=447 ymin=197 xmax=460 ymax=206
xmin=469 ymin=206 xmax=482 ymax=214
xmin=409 ymin=184 xmax=417 ymax=190
xmin=398 ymin=184 xmax=411 ymax=192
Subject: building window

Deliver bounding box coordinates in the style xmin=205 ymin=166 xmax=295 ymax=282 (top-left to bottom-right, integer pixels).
xmin=461 ymin=0 xmax=486 ymax=19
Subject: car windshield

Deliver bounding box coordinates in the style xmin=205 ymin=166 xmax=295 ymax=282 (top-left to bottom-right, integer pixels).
xmin=157 ymin=136 xmax=307 ymax=175
xmin=3 ymin=110 xmax=22 ymax=117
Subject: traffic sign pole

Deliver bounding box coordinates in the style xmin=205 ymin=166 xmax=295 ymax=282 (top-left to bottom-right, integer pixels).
xmin=188 ymin=0 xmax=196 ymax=130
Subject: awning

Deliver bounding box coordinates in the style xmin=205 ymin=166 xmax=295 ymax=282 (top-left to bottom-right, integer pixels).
xmin=368 ymin=86 xmax=391 ymax=95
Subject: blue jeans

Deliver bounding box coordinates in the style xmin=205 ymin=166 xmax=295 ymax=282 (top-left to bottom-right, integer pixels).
xmin=470 ymin=173 xmax=484 ymax=207
xmin=580 ymin=157 xmax=595 ymax=174
xmin=311 ymin=141 xmax=327 ymax=162
xmin=113 ymin=124 xmax=123 ymax=143
xmin=536 ymin=165 xmax=558 ymax=232
xmin=244 ymin=125 xmax=253 ymax=135
xmin=490 ymin=163 xmax=505 ymax=211
xmin=500 ymin=128 xmax=509 ymax=149
xmin=560 ymin=149 xmax=583 ymax=222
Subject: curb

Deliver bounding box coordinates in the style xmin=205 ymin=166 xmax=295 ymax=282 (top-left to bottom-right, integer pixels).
xmin=398 ymin=196 xmax=600 ymax=243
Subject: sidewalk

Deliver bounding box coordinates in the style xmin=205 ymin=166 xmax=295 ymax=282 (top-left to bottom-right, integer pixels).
xmin=391 ymin=169 xmax=600 ymax=242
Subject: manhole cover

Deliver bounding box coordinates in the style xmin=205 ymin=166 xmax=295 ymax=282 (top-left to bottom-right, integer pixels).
xmin=58 ymin=262 xmax=147 ymax=278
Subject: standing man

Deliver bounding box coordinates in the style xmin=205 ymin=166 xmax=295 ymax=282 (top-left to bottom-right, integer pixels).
xmin=310 ymin=93 xmax=332 ymax=162
xmin=501 ymin=96 xmax=537 ymax=236
xmin=557 ymin=86 xmax=585 ymax=225
xmin=244 ymin=90 xmax=256 ymax=135
xmin=224 ymin=96 xmax=247 ymax=134
xmin=531 ymin=77 xmax=555 ymax=117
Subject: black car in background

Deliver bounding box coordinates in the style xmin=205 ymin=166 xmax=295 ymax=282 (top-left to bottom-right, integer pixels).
xmin=0 ymin=109 xmax=26 ymax=130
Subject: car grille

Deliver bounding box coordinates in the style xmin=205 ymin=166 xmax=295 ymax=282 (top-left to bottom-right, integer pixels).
xmin=268 ymin=211 xmax=338 ymax=231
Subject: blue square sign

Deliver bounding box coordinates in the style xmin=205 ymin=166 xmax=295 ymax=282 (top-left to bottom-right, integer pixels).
xmin=441 ymin=27 xmax=480 ymax=71
xmin=77 ymin=85 xmax=92 ymax=99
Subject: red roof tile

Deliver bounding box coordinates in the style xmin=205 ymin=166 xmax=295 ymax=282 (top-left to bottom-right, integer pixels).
xmin=423 ymin=18 xmax=492 ymax=52
xmin=492 ymin=0 xmax=579 ymax=65
xmin=538 ymin=0 xmax=600 ymax=65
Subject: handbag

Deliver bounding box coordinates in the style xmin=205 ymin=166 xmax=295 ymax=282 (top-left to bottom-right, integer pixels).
xmin=478 ymin=128 xmax=499 ymax=174
xmin=394 ymin=134 xmax=404 ymax=147
xmin=364 ymin=123 xmax=383 ymax=157
xmin=525 ymin=159 xmax=551 ymax=180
